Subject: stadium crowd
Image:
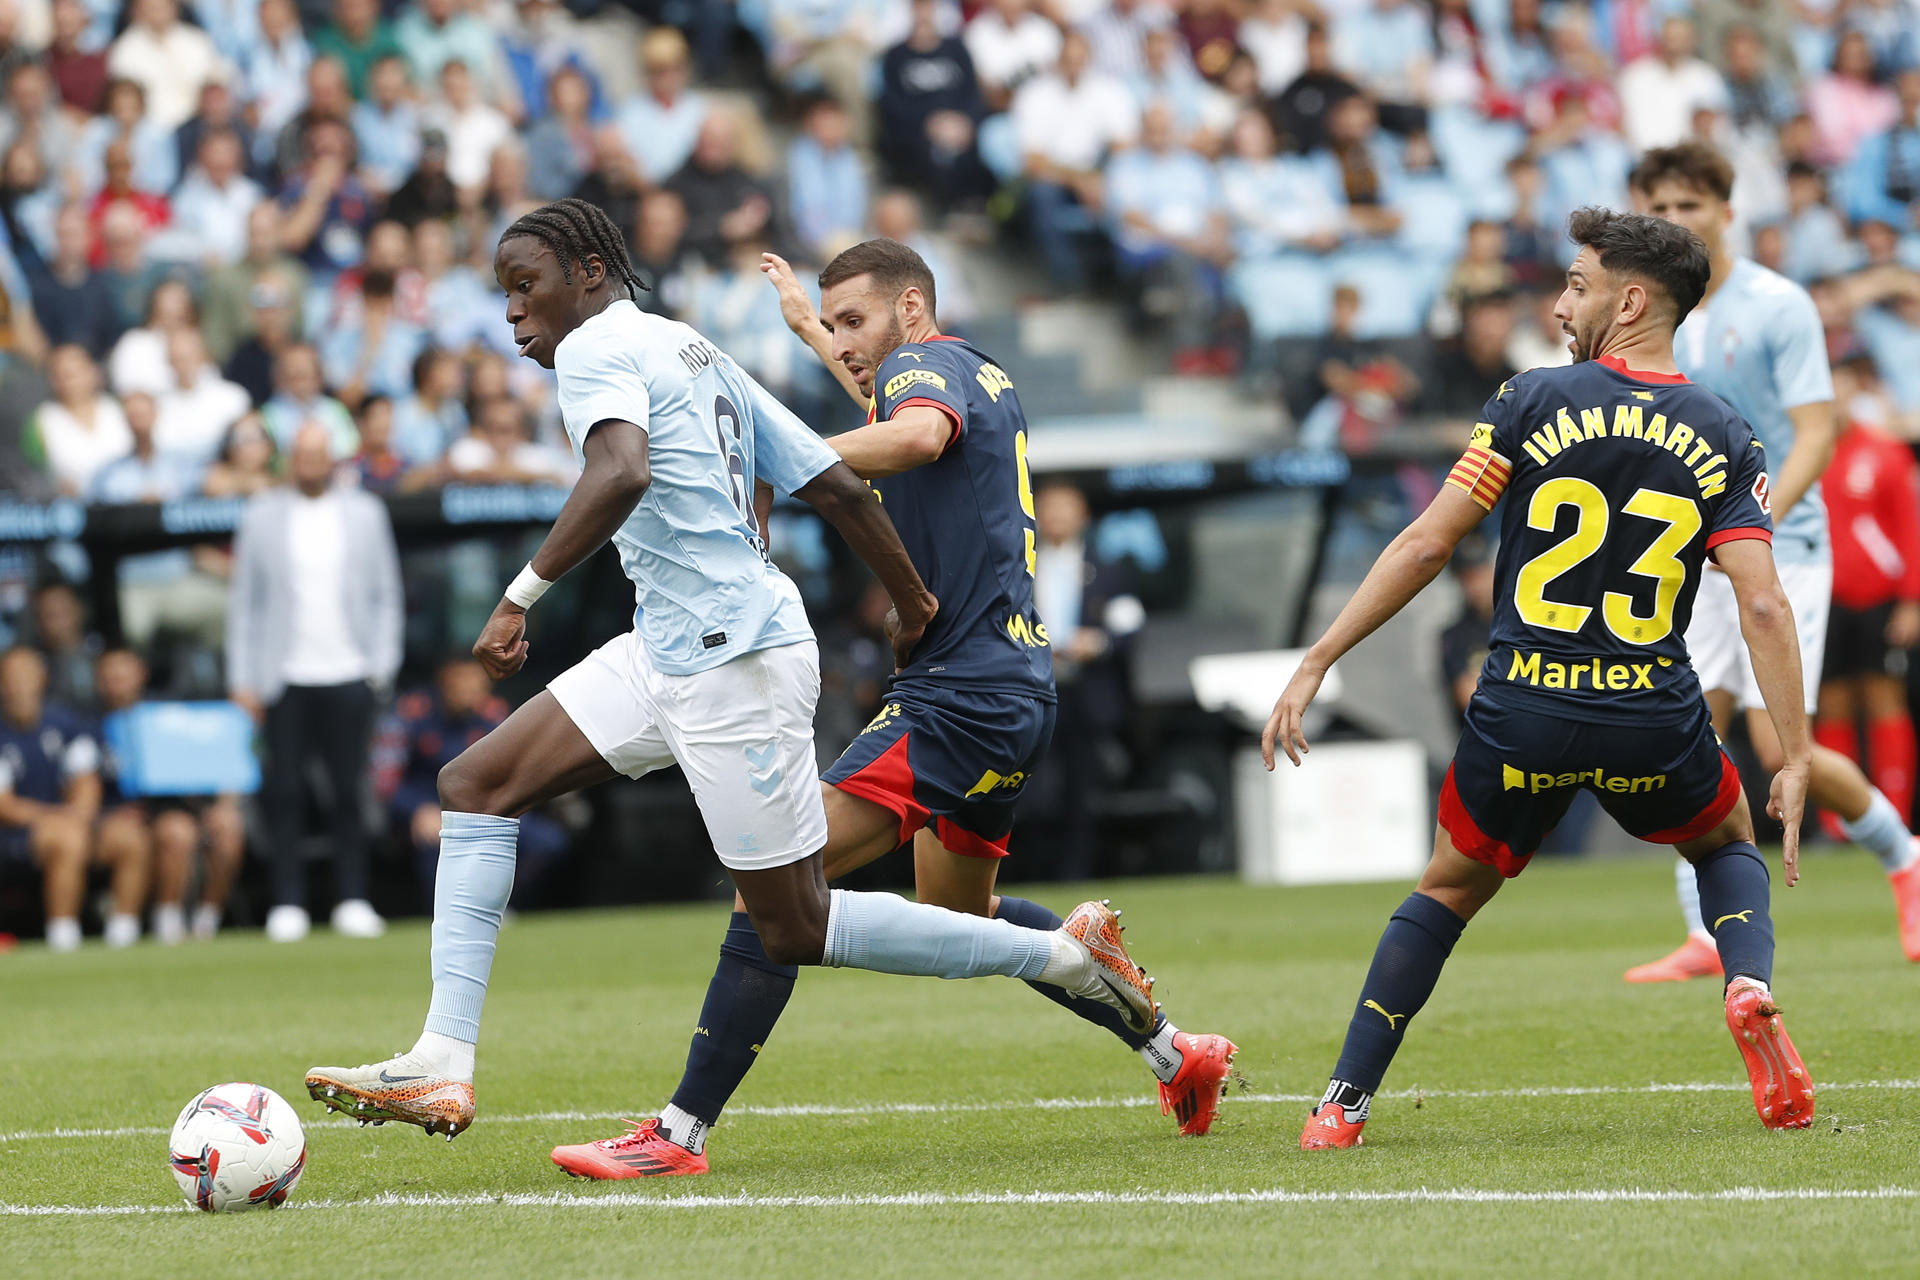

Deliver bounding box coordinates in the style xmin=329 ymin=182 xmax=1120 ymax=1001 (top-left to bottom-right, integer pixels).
xmin=0 ymin=0 xmax=1917 ymax=947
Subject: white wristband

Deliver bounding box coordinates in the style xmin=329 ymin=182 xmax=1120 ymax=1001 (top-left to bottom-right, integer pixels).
xmin=504 ymin=562 xmax=552 ymax=610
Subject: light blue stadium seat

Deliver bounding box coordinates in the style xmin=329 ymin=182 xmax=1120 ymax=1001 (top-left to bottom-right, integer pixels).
xmin=1230 ymin=254 xmax=1333 ymax=341
xmin=1429 ymin=106 xmax=1526 ymax=208
xmin=1396 ymin=174 xmax=1470 ymax=263
xmin=1330 ymin=249 xmax=1444 ymax=339
xmin=104 ymin=702 xmax=261 ymax=797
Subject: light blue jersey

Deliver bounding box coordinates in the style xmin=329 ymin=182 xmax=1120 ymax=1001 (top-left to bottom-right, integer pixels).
xmin=1674 ymin=257 xmax=1835 ymax=563
xmin=553 ymin=300 xmax=840 ymax=675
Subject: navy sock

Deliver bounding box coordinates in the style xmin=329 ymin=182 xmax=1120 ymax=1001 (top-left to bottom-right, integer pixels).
xmin=994 ymin=895 xmax=1160 ymax=1049
xmin=1692 ymin=842 xmax=1773 ymax=987
xmin=1330 ymin=892 xmax=1468 ymax=1095
xmin=667 ymin=912 xmax=799 ymax=1125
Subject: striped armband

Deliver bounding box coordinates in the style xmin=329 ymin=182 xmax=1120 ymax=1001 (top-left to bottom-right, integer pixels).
xmin=1445 ymin=435 xmax=1513 ymax=511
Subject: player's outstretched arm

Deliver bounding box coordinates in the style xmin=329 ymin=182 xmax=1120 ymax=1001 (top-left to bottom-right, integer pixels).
xmin=1262 ymin=486 xmax=1487 ymax=769
xmin=762 ymin=251 xmax=866 ymax=407
xmin=1770 ymin=401 xmax=1838 ymax=523
xmin=794 ymin=461 xmax=938 ymax=669
xmin=1717 ymin=536 xmax=1813 ymax=886
xmin=472 ymin=420 xmax=651 ymax=679
xmin=825 ymin=405 xmax=954 ymax=479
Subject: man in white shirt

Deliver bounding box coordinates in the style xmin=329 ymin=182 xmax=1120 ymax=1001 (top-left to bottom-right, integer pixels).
xmin=228 ymin=424 xmax=403 ymax=944
xmin=1619 ymin=16 xmax=1730 ymax=152
xmin=153 ymin=129 xmax=262 ymax=267
xmin=1012 ymin=29 xmax=1138 ymax=290
xmin=106 ymin=0 xmax=226 ymax=131
xmin=964 ymin=0 xmax=1060 ymax=110
xmin=155 ymin=328 xmax=251 ymax=464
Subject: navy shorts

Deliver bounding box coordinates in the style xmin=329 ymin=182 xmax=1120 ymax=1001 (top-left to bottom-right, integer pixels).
xmin=1439 ymin=695 xmax=1742 ymax=877
xmin=823 ymin=683 xmax=1055 ymax=859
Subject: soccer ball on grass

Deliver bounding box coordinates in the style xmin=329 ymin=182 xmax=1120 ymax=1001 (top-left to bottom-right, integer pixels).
xmin=167 ymin=1082 xmax=308 ymax=1212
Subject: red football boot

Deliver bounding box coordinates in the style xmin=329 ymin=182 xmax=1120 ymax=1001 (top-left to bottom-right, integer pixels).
xmin=1157 ymin=1032 xmax=1238 ymax=1136
xmin=551 ymin=1118 xmax=710 ymax=1179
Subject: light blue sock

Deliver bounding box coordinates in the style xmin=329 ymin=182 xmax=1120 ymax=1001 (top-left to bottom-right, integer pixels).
xmin=822 ymin=889 xmax=1054 ymax=981
xmin=422 ymin=812 xmax=519 ymax=1044
xmin=1841 ymin=789 xmax=1917 ymax=873
xmin=1676 ymin=855 xmax=1709 ymax=938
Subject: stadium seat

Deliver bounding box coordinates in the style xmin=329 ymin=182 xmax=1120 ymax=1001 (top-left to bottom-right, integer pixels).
xmin=1230 ymin=255 xmax=1334 ymax=342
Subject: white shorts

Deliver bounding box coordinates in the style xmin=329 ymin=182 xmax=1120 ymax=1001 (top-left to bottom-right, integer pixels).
xmin=1685 ymin=558 xmax=1830 ymax=716
xmin=548 ymin=633 xmax=829 ymax=872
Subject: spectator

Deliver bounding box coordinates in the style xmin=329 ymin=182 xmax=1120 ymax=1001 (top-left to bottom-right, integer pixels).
xmin=612 ymin=26 xmax=706 ymax=186
xmin=1133 ymin=25 xmax=1229 ymax=151
xmin=311 ymin=0 xmax=402 ymax=100
xmin=1719 ymin=23 xmax=1798 ymax=133
xmin=259 ymin=340 xmax=355 ymax=454
xmin=964 ymin=0 xmax=1058 ymax=112
xmin=1618 ymin=16 xmax=1728 ymax=152
xmin=200 ymin=411 xmax=275 ymax=496
xmin=95 ymin=203 xmax=170 ymax=339
xmin=628 ymin=185 xmax=692 ymax=320
xmin=371 ymin=656 xmax=568 ymax=909
xmin=1436 ymin=533 xmax=1495 ymax=725
xmin=413 ymin=218 xmax=491 ymax=353
xmin=75 ymin=77 xmax=177 ymax=200
xmin=1241 ymin=0 xmax=1310 ymax=98
xmin=788 ymin=95 xmax=866 ymax=258
xmin=479 ymin=138 xmax=539 ymax=243
xmin=871 ymin=186 xmax=976 ymax=330
xmin=5 ymin=61 xmax=84 ymax=180
xmin=1292 ymin=282 xmax=1420 ymax=445
xmin=276 ymin=116 xmax=374 ymax=276
xmin=1307 ymin=95 xmax=1401 ymax=239
xmin=522 ymin=62 xmax=592 ymax=200
xmin=1218 ymin=105 xmax=1344 ymax=258
xmin=106 ymin=0 xmax=224 ymax=133
xmin=0 ymin=645 xmax=146 ymax=951
xmin=1028 ymin=481 xmax=1142 ymax=879
xmin=202 ymin=202 xmax=309 ymax=362
xmin=1807 ymin=29 xmax=1899 ymax=168
xmin=1423 ymin=291 xmax=1520 ymax=417
xmin=667 ymin=109 xmax=776 ymax=269
xmin=877 ymin=0 xmax=990 ymax=209
xmin=350 ymin=53 xmax=420 ymax=196
xmin=1104 ymin=99 xmax=1231 ymax=373
xmin=0 ymin=140 xmax=56 ymax=268
xmin=1839 ymin=66 xmax=1920 ymax=233
xmin=1012 ymin=29 xmax=1138 ymax=291
xmin=1782 ymin=160 xmax=1858 ymax=283
xmin=393 ymin=0 xmax=500 ymax=104
xmin=269 ymin=54 xmax=351 ymax=179
xmin=243 ymin=0 xmax=312 ymax=158
xmin=22 ymin=342 xmax=129 ymax=494
xmin=1695 ymin=0 xmax=1798 ymax=89
xmin=219 ymin=277 xmax=298 ymax=403
xmin=155 ymin=327 xmax=250 ymax=462
xmin=107 ymin=276 xmax=194 ymax=397
xmin=763 ymin=0 xmax=880 ymax=146
xmin=85 ymin=137 xmax=171 ymax=272
xmin=499 ymin=0 xmax=595 ymax=127
xmin=91 ymin=389 xmax=229 ymax=648
xmin=172 ymin=78 xmax=257 ymax=200
xmin=390 ymin=344 xmax=466 ymax=463
xmin=1333 ymin=0 xmax=1432 ymax=134
xmin=25 ymin=581 xmax=99 ymax=710
xmin=46 ymin=0 xmax=106 ymax=115
xmin=319 ymin=266 xmax=427 ymax=408
xmin=1083 ymin=0 xmax=1175 ymax=83
xmin=420 ymin=58 xmax=510 ymax=196
xmin=444 ymin=393 xmax=575 ymax=485
xmin=94 ymin=647 xmax=246 ymax=944
xmin=26 ymin=205 xmax=121 ymax=356
xmin=1442 ymin=220 xmax=1517 ymax=318
xmin=1498 ymin=154 xmax=1560 ymax=290
xmin=156 ymin=128 xmax=261 ymax=267
xmin=1503 ymin=288 xmax=1571 ymax=372
xmin=350 ymin=392 xmax=407 ymax=491
xmin=1524 ymin=11 xmax=1621 ymax=137
xmin=1271 ymin=21 xmax=1359 ymax=154
xmin=227 ymin=422 xmax=401 ymax=944
xmin=1534 ymin=92 xmax=1634 ymax=254
xmin=382 ymin=125 xmax=457 ymax=228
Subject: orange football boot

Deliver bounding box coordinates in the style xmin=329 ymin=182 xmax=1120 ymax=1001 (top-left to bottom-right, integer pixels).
xmin=1061 ymin=899 xmax=1156 ymax=1034
xmin=305 ymin=1053 xmax=476 ymax=1140
xmin=1889 ymin=855 xmax=1920 ymax=962
xmin=1623 ymin=934 xmax=1720 ymax=983
xmin=1299 ymin=1103 xmax=1365 ymax=1149
xmin=1724 ymin=977 xmax=1814 ymax=1130
xmin=1157 ymin=1033 xmax=1239 ymax=1136
xmin=551 ymin=1118 xmax=710 ymax=1178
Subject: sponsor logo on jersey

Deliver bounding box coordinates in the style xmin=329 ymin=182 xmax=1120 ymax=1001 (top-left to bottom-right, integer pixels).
xmin=884 ymin=367 xmax=948 ymax=398
xmin=965 ymin=769 xmax=1029 ymax=798
xmin=1005 ymin=614 xmax=1051 ymax=648
xmin=1516 ymin=404 xmax=1730 ymax=499
xmin=1501 ymin=762 xmax=1668 ymax=795
xmin=1500 ymin=649 xmax=1671 ymax=692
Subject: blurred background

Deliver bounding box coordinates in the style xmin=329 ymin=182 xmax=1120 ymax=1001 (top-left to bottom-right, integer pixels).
xmin=0 ymin=0 xmax=1917 ymax=944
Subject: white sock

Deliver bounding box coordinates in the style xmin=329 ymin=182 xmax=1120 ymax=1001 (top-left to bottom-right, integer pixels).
xmin=153 ymin=903 xmax=187 ymax=946
xmin=1842 ymin=789 xmax=1919 ymax=873
xmin=1138 ymin=1019 xmax=1184 ymax=1085
xmin=46 ymin=917 xmax=81 ymax=952
xmin=657 ymin=1103 xmax=708 ymax=1154
xmin=1676 ymin=856 xmax=1711 ymax=941
xmin=409 ymin=1029 xmax=476 ymax=1082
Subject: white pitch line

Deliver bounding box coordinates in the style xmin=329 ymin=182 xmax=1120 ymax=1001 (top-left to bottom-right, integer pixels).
xmin=7 ymin=1186 xmax=1920 ymax=1218
xmin=6 ymin=1078 xmax=1917 ymax=1145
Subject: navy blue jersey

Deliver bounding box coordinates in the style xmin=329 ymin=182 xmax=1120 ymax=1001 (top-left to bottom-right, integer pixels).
xmin=1447 ymin=356 xmax=1774 ymax=725
xmin=0 ymin=706 xmax=99 ymax=808
xmin=866 ymin=336 xmax=1055 ymax=700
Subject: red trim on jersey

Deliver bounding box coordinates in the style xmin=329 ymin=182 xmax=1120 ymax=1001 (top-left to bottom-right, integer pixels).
xmin=830 ymin=734 xmax=930 ymax=848
xmin=1639 ymin=750 xmax=1742 ymax=844
xmin=1437 ymin=764 xmax=1534 ymax=878
xmin=923 ymin=334 xmax=964 ymax=342
xmin=1705 ymin=527 xmax=1773 ymax=552
xmin=894 ymin=395 xmax=963 ymax=448
xmin=1595 ymin=355 xmax=1689 ymax=384
xmin=934 ymin=817 xmax=1011 ymax=860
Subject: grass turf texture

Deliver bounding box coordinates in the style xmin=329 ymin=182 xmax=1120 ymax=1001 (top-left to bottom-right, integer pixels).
xmin=4 ymin=850 xmax=1919 ymax=1279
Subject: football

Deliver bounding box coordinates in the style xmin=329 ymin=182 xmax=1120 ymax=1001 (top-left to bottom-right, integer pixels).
xmin=167 ymin=1083 xmax=308 ymax=1213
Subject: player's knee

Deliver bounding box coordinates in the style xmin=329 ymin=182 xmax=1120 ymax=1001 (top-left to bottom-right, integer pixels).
xmin=438 ymin=750 xmax=513 ymax=816
xmin=753 ymin=897 xmax=829 ymax=966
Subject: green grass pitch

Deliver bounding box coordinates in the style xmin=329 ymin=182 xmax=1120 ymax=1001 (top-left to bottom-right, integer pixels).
xmin=4 ymin=850 xmax=1919 ymax=1279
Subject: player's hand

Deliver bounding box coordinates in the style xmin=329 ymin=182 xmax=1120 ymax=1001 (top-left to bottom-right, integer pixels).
xmin=1261 ymin=662 xmax=1327 ymax=770
xmin=885 ymin=594 xmax=938 ymax=672
xmin=474 ymin=601 xmax=530 ymax=680
xmin=760 ymin=252 xmax=820 ymax=336
xmin=1766 ymin=759 xmax=1811 ymax=888
xmin=231 ymin=690 xmax=263 ymax=725
xmin=1888 ymin=601 xmax=1920 ymax=649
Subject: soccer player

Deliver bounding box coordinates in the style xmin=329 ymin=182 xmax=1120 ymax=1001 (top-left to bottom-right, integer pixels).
xmin=1264 ymin=208 xmax=1816 ymax=1149
xmin=1626 ymin=142 xmax=1920 ymax=980
xmin=547 ymin=241 xmax=1237 ymax=1180
xmin=304 ymin=199 xmax=1156 ymax=1142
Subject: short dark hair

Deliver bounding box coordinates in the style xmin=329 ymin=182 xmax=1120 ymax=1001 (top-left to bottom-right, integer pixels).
xmin=1629 ymin=142 xmax=1734 ymax=202
xmin=818 ymin=238 xmax=937 ymax=316
xmin=1567 ymin=206 xmax=1711 ymax=323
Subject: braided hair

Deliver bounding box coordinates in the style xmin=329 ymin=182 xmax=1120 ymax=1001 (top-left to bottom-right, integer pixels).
xmin=498 ymin=198 xmax=650 ymax=297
